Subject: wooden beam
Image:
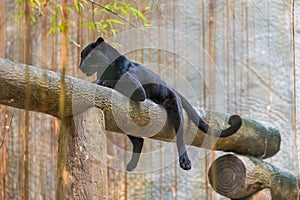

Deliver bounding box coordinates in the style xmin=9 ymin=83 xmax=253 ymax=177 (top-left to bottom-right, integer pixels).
xmin=0 ymin=58 xmax=280 ymax=158
xmin=208 ymin=154 xmax=300 ymax=200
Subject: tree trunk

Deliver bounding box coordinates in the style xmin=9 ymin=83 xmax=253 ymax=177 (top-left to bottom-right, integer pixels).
xmin=56 ymin=107 xmax=107 ymax=199
xmin=24 ymin=1 xmax=32 ymax=199
xmin=208 ymin=154 xmax=300 ymax=200
xmin=0 ymin=58 xmax=280 ymax=158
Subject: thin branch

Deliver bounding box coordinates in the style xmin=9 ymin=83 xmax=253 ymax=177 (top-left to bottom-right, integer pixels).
xmin=87 ymin=0 xmax=140 ymax=29
xmin=152 ymin=0 xmax=164 ymax=21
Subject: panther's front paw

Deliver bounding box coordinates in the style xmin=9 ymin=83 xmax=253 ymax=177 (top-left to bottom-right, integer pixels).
xmin=179 ymin=152 xmax=192 ymax=170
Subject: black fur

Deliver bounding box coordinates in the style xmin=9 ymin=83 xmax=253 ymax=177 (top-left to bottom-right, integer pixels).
xmin=79 ymin=37 xmax=242 ymax=171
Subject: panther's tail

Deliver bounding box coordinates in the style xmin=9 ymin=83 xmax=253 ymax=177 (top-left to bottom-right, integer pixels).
xmin=178 ymin=93 xmax=242 ymax=137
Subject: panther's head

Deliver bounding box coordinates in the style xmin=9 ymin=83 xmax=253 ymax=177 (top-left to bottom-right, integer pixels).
xmin=79 ymin=37 xmax=121 ymax=77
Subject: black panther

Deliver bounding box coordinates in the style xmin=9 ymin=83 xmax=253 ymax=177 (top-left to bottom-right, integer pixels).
xmin=79 ymin=37 xmax=242 ymax=171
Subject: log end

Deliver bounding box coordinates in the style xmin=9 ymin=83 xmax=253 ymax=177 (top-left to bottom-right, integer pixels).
xmin=208 ymin=154 xmax=248 ymax=199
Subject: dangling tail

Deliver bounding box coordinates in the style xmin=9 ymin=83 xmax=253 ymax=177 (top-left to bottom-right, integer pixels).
xmin=178 ymin=93 xmax=242 ymax=137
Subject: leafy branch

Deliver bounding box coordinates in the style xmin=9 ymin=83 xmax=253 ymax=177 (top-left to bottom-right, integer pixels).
xmin=85 ymin=0 xmax=151 ymax=36
xmin=13 ymin=0 xmax=152 ymax=39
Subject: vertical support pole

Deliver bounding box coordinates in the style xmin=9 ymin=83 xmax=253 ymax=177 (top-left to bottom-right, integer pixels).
xmin=57 ymin=108 xmax=107 ymax=199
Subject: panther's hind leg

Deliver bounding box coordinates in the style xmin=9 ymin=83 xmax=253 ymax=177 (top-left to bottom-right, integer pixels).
xmin=163 ymin=95 xmax=191 ymax=170
xmin=170 ymin=111 xmax=191 ymax=170
xmin=126 ymin=135 xmax=144 ymax=171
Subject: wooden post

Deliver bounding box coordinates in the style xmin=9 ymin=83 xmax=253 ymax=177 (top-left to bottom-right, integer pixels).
xmin=56 ymin=107 xmax=107 ymax=199
xmin=208 ymin=154 xmax=300 ymax=200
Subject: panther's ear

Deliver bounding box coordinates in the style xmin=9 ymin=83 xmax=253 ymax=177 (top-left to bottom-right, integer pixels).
xmin=91 ymin=37 xmax=104 ymax=48
xmin=96 ymin=37 xmax=104 ymax=45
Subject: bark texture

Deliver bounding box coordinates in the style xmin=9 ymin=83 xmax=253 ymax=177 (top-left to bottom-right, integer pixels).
xmin=208 ymin=154 xmax=300 ymax=200
xmin=56 ymin=108 xmax=107 ymax=200
xmin=0 ymin=58 xmax=280 ymax=158
xmin=237 ymin=188 xmax=271 ymax=200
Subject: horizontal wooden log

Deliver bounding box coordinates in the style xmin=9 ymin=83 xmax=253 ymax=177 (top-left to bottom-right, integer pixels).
xmin=208 ymin=154 xmax=300 ymax=200
xmin=238 ymin=188 xmax=271 ymax=200
xmin=0 ymin=58 xmax=280 ymax=158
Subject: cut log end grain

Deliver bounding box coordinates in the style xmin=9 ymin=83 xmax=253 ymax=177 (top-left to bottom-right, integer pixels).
xmin=208 ymin=154 xmax=246 ymax=197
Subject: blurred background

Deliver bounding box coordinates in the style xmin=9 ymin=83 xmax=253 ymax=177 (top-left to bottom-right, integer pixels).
xmin=0 ymin=0 xmax=299 ymax=199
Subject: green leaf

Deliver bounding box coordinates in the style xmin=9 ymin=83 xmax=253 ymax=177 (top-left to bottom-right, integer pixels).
xmin=30 ymin=0 xmax=40 ymax=8
xmin=74 ymin=0 xmax=82 ymax=13
xmin=144 ymin=23 xmax=152 ymax=27
xmin=104 ymin=4 xmax=114 ymax=12
xmin=76 ymin=2 xmax=84 ymax=16
xmin=95 ymin=21 xmax=102 ymax=26
xmin=135 ymin=9 xmax=146 ymax=21
xmin=74 ymin=0 xmax=79 ymax=11
xmin=129 ymin=7 xmax=146 ymax=21
xmin=108 ymin=19 xmax=124 ymax=24
xmin=98 ymin=8 xmax=108 ymax=14
xmin=101 ymin=23 xmax=108 ymax=29
xmin=129 ymin=7 xmax=138 ymax=19
xmin=119 ymin=1 xmax=128 ymax=7
xmin=67 ymin=6 xmax=74 ymax=13
xmin=106 ymin=20 xmax=112 ymax=29
xmin=47 ymin=25 xmax=58 ymax=36
xmin=125 ymin=3 xmax=131 ymax=8
xmin=57 ymin=4 xmax=63 ymax=12
xmin=120 ymin=7 xmax=130 ymax=17
xmin=13 ymin=11 xmax=25 ymax=24
xmin=30 ymin=13 xmax=38 ymax=25
xmin=81 ymin=22 xmax=96 ymax=30
xmin=113 ymin=0 xmax=118 ymax=9
xmin=93 ymin=7 xmax=105 ymax=14
xmin=98 ymin=25 xmax=108 ymax=33
xmin=112 ymin=42 xmax=121 ymax=48
xmin=110 ymin=29 xmax=116 ymax=36
xmin=67 ymin=20 xmax=76 ymax=28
